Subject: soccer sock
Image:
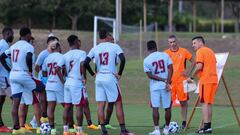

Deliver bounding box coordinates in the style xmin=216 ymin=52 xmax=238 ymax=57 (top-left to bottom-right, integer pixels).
xmin=13 ymin=125 xmax=20 ymax=130
xmin=104 ymin=119 xmax=110 ymax=125
xmin=154 ymin=126 xmax=160 ymax=130
xmin=208 ymin=122 xmax=211 ymax=128
xmin=0 ymin=120 xmax=4 ymax=127
xmin=77 ymin=126 xmax=83 ymax=133
xmin=182 ymin=121 xmax=186 ymax=126
xmin=69 ymin=124 xmax=74 ymax=129
xmin=63 ymin=125 xmax=68 ymax=132
xmin=87 ymin=120 xmax=92 ymax=126
xmin=50 ymin=124 xmax=55 ymax=129
xmin=101 ymin=124 xmax=107 ymax=133
xmin=120 ymin=123 xmax=127 ymax=132
xmin=203 ymin=123 xmax=208 ymax=130
xmin=42 ymin=112 xmax=47 ymax=118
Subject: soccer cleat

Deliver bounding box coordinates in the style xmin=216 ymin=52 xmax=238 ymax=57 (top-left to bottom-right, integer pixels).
xmin=98 ymin=125 xmax=101 ymax=129
xmin=12 ymin=127 xmax=25 ymax=134
xmin=69 ymin=128 xmax=76 ymax=135
xmin=76 ymin=131 xmax=88 ymax=135
xmin=181 ymin=124 xmax=186 ymax=130
xmin=120 ymin=130 xmax=135 ymax=135
xmin=30 ymin=120 xmax=38 ymax=129
xmin=87 ymin=124 xmax=99 ymax=130
xmin=149 ymin=129 xmax=161 ymax=135
xmin=105 ymin=124 xmax=117 ymax=129
xmin=163 ymin=127 xmax=169 ymax=135
xmin=195 ymin=128 xmax=212 ymax=134
xmin=0 ymin=125 xmax=12 ymax=132
xmin=24 ymin=124 xmax=34 ymax=130
xmin=36 ymin=127 xmax=40 ymax=134
xmin=40 ymin=117 xmax=49 ymax=123
xmin=50 ymin=128 xmax=57 ymax=135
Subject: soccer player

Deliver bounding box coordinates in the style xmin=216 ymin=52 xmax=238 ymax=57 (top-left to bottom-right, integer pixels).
xmin=165 ymin=35 xmax=194 ymax=129
xmin=84 ymin=29 xmax=134 ymax=135
xmin=0 ymin=27 xmax=14 ymax=132
xmin=42 ymin=40 xmax=65 ymax=135
xmin=144 ymin=40 xmax=173 ymax=135
xmin=63 ymin=35 xmax=88 ymax=135
xmin=0 ymin=27 xmax=36 ymax=134
xmin=188 ymin=36 xmax=218 ymax=134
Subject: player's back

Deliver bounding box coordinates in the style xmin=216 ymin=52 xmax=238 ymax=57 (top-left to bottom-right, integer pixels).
xmin=43 ymin=52 xmax=64 ymax=91
xmin=35 ymin=49 xmax=49 ymax=79
xmin=144 ymin=51 xmax=172 ymax=90
xmin=64 ymin=49 xmax=86 ymax=87
xmin=88 ymin=42 xmax=123 ymax=82
xmin=9 ymin=40 xmax=34 ymax=79
xmin=0 ymin=39 xmax=11 ymax=77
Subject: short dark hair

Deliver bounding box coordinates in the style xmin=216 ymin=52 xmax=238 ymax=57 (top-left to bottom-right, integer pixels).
xmin=67 ymin=35 xmax=79 ymax=46
xmin=99 ymin=29 xmax=109 ymax=39
xmin=47 ymin=36 xmax=59 ymax=44
xmin=19 ymin=27 xmax=31 ymax=37
xmin=168 ymin=34 xmax=176 ymax=39
xmin=147 ymin=40 xmax=157 ymax=51
xmin=192 ymin=36 xmax=205 ymax=44
xmin=2 ymin=27 xmax=13 ymax=34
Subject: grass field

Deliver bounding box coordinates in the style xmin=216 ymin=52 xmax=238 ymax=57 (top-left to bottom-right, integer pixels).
xmin=1 ymin=55 xmax=240 ymax=135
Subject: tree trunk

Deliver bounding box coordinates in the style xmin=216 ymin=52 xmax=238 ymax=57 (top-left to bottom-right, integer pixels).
xmin=192 ymin=0 xmax=196 ymax=32
xmin=168 ymin=0 xmax=173 ymax=32
xmin=28 ymin=17 xmax=32 ymax=28
xmin=143 ymin=0 xmax=147 ymax=32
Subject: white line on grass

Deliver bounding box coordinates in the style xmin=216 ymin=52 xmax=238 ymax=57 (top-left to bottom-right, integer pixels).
xmin=186 ymin=122 xmax=237 ymax=135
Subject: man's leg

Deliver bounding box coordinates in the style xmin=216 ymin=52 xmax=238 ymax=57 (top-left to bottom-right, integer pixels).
xmin=63 ymin=104 xmax=71 ymax=133
xmin=105 ymin=102 xmax=114 ymax=125
xmin=47 ymin=101 xmax=56 ymax=129
xmin=39 ymin=91 xmax=48 ymax=119
xmin=12 ymin=93 xmax=22 ymax=130
xmin=76 ymin=105 xmax=84 ymax=133
xmin=98 ymin=101 xmax=108 ymax=134
xmin=165 ymin=107 xmax=171 ymax=126
xmin=0 ymin=95 xmax=6 ymax=127
xmin=84 ymin=99 xmax=98 ymax=130
xmin=19 ymin=104 xmax=28 ymax=128
xmin=180 ymin=101 xmax=188 ymax=128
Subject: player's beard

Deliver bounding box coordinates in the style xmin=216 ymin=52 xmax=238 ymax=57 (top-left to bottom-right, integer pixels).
xmin=6 ymin=36 xmax=14 ymax=43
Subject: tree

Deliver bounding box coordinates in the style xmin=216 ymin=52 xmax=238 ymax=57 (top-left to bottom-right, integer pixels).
xmin=231 ymin=1 xmax=240 ymax=32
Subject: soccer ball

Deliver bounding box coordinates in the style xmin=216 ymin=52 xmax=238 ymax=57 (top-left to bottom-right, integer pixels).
xmin=169 ymin=121 xmax=179 ymax=133
xmin=40 ymin=122 xmax=51 ymax=134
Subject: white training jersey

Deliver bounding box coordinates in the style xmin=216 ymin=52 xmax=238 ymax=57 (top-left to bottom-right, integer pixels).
xmin=0 ymin=39 xmax=11 ymax=77
xmin=42 ymin=52 xmax=65 ymax=91
xmin=64 ymin=49 xmax=86 ymax=87
xmin=35 ymin=49 xmax=49 ymax=79
xmin=87 ymin=42 xmax=123 ymax=82
xmin=4 ymin=40 xmax=34 ymax=80
xmin=144 ymin=51 xmax=172 ymax=90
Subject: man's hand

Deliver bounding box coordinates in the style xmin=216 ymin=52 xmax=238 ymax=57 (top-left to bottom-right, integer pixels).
xmin=83 ymin=79 xmax=87 ymax=85
xmin=114 ymin=74 xmax=121 ymax=81
xmin=166 ymin=83 xmax=172 ymax=92
xmin=181 ymin=70 xmax=188 ymax=77
xmin=187 ymin=77 xmax=194 ymax=83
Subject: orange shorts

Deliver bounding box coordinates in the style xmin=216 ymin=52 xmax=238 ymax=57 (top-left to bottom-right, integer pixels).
xmin=199 ymin=83 xmax=217 ymax=104
xmin=171 ymin=82 xmax=189 ymax=102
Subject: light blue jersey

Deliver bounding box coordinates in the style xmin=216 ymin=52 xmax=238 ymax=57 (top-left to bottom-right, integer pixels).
xmin=0 ymin=39 xmax=11 ymax=77
xmin=87 ymin=42 xmax=123 ymax=82
xmin=35 ymin=49 xmax=49 ymax=79
xmin=144 ymin=51 xmax=172 ymax=90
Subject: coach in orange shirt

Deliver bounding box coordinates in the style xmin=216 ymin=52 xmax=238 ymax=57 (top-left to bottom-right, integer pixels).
xmin=188 ymin=36 xmax=218 ymax=134
xmin=165 ymin=35 xmax=194 ymax=129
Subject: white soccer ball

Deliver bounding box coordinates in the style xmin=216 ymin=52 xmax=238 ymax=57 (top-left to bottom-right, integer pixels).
xmin=169 ymin=121 xmax=179 ymax=133
xmin=40 ymin=122 xmax=51 ymax=134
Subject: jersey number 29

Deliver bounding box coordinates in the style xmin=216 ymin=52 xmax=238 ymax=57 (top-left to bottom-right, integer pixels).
xmin=152 ymin=59 xmax=165 ymax=74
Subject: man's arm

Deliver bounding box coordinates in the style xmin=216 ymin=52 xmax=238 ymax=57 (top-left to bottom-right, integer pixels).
xmin=35 ymin=65 xmax=40 ymax=73
xmin=56 ymin=66 xmax=64 ymax=84
xmin=167 ymin=64 xmax=173 ymax=84
xmin=0 ymin=53 xmax=11 ymax=72
xmin=117 ymin=53 xmax=125 ymax=76
xmin=84 ymin=57 xmax=95 ymax=76
xmin=190 ymin=62 xmax=203 ymax=79
xmin=145 ymin=72 xmax=166 ymax=82
xmin=184 ymin=57 xmax=195 ymax=77
xmin=26 ymin=52 xmax=33 ymax=74
xmin=80 ymin=61 xmax=87 ymax=84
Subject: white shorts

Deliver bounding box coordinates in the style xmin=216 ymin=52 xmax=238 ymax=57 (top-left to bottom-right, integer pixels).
xmin=20 ymin=90 xmax=33 ymax=105
xmin=150 ymin=89 xmax=171 ymax=108
xmin=95 ymin=81 xmax=121 ymax=102
xmin=0 ymin=77 xmax=11 ymax=97
xmin=10 ymin=77 xmax=36 ymax=95
xmin=46 ymin=90 xmax=64 ymax=103
xmin=64 ymin=85 xmax=87 ymax=105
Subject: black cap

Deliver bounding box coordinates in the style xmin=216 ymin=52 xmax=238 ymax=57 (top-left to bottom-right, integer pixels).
xmin=20 ymin=27 xmax=31 ymax=37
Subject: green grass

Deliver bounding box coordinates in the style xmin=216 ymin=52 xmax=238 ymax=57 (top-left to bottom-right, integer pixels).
xmin=1 ymin=55 xmax=240 ymax=134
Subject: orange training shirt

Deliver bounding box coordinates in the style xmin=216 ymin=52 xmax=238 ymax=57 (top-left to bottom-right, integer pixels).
xmin=196 ymin=46 xmax=218 ymax=84
xmin=165 ymin=47 xmax=192 ymax=83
